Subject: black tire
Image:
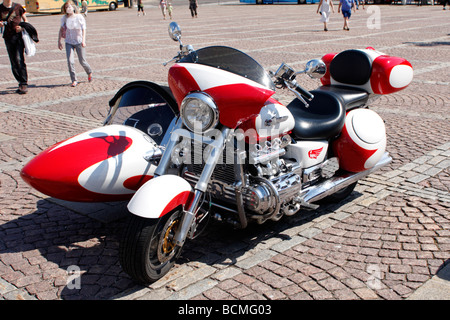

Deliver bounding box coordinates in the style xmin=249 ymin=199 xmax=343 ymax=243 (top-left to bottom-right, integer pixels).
xmin=119 ymin=209 xmax=183 ymax=284
xmin=109 ymin=2 xmax=117 ymax=10
xmin=322 ymin=182 xmax=357 ymax=203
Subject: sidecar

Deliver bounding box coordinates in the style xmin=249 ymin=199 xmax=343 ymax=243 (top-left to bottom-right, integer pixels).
xmin=21 ymin=81 xmax=178 ymax=202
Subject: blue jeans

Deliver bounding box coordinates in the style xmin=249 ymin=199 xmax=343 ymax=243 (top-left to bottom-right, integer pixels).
xmin=65 ymin=42 xmax=92 ymax=82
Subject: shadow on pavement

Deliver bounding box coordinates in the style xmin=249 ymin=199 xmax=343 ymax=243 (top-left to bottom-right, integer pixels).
xmin=0 ymin=191 xmax=364 ymax=299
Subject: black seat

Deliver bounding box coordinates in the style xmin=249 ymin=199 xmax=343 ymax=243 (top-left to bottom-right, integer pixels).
xmin=330 ymin=49 xmax=372 ymax=85
xmin=315 ymin=85 xmax=368 ymax=110
xmin=287 ymin=86 xmax=368 ymax=140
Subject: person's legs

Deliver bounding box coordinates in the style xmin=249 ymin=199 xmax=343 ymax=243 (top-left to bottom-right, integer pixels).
xmin=322 ymin=12 xmax=329 ymax=31
xmin=5 ymin=34 xmax=28 ymax=90
xmin=65 ymin=43 xmax=77 ymax=84
xmin=74 ymin=43 xmax=92 ymax=80
xmin=342 ymin=10 xmax=351 ymax=30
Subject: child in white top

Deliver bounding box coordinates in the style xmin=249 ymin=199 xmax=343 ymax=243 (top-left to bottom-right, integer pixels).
xmin=317 ymin=0 xmax=335 ymax=32
xmin=57 ymin=1 xmax=92 ymax=87
xmin=160 ymin=0 xmax=167 ymax=20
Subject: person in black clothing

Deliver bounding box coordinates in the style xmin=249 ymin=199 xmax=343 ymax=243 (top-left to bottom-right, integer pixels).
xmin=0 ymin=0 xmax=29 ymax=94
xmin=189 ymin=0 xmax=198 ymax=18
xmin=443 ymin=0 xmax=450 ymax=10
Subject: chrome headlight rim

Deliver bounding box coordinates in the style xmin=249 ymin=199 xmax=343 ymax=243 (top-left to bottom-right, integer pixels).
xmin=180 ymin=92 xmax=219 ymax=133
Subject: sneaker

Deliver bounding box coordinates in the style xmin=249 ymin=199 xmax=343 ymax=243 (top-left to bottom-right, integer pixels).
xmin=16 ymin=85 xmax=28 ymax=94
xmin=71 ymin=81 xmax=78 ymax=87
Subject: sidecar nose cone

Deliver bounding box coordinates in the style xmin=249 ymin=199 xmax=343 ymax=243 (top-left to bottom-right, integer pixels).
xmin=20 ymin=157 xmax=83 ymax=201
xmin=20 ymin=125 xmax=157 ymax=202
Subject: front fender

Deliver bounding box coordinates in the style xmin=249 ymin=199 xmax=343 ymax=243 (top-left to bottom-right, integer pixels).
xmin=127 ymin=175 xmax=193 ymax=219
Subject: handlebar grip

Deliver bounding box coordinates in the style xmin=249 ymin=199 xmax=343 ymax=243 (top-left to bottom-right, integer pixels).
xmin=295 ymin=83 xmax=314 ymax=101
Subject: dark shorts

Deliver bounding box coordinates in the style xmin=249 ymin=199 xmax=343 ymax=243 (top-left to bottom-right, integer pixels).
xmin=342 ymin=9 xmax=351 ymax=18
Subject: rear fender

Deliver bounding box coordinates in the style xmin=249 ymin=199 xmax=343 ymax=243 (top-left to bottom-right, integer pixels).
xmin=127 ymin=175 xmax=193 ymax=219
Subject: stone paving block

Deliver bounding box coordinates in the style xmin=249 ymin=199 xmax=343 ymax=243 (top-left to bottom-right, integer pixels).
xmin=423 ymin=167 xmax=443 ymax=177
xmin=406 ymin=174 xmax=430 ymax=184
xmin=298 ymin=227 xmax=322 ymax=239
xmin=166 ymin=279 xmax=219 ymax=300
xmin=0 ymin=278 xmax=17 ymax=295
xmin=271 ymin=236 xmax=307 ymax=253
xmin=235 ymin=250 xmax=278 ymax=270
xmin=398 ymin=163 xmax=419 ymax=171
xmin=436 ymin=159 xmax=450 ymax=169
xmin=211 ymin=266 xmax=242 ymax=282
xmin=331 ymin=211 xmax=352 ymax=221
xmin=2 ymin=289 xmax=37 ymax=300
xmin=166 ymin=266 xmax=217 ymax=292
xmin=357 ymin=196 xmax=380 ymax=207
xmin=136 ymin=288 xmax=173 ymax=300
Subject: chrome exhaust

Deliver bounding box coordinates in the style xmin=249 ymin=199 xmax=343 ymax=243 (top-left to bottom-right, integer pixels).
xmin=301 ymin=153 xmax=392 ymax=205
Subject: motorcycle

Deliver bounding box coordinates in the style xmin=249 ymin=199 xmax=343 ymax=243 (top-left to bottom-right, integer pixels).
xmin=20 ymin=22 xmax=413 ymax=284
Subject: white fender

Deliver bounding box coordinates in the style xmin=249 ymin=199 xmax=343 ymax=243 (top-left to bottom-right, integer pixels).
xmin=127 ymin=175 xmax=193 ymax=219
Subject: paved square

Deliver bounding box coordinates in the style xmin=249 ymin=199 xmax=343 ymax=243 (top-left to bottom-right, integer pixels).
xmin=0 ymin=2 xmax=449 ymax=300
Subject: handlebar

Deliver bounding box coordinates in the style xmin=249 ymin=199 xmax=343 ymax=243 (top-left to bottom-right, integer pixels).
xmin=163 ymin=44 xmax=196 ymax=66
xmin=284 ymin=78 xmax=314 ymax=108
xmin=293 ymin=81 xmax=314 ymax=101
xmin=273 ymin=63 xmax=314 ymax=107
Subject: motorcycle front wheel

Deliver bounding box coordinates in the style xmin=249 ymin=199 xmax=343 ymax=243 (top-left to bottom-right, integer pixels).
xmin=119 ymin=208 xmax=183 ymax=284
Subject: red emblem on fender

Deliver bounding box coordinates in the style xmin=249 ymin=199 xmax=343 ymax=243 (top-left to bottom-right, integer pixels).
xmin=308 ymin=147 xmax=323 ymax=159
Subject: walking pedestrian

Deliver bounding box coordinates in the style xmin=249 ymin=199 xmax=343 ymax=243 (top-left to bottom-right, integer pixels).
xmin=189 ymin=0 xmax=198 ymax=18
xmin=81 ymin=0 xmax=88 ymax=16
xmin=57 ymin=1 xmax=93 ymax=87
xmin=338 ymin=0 xmax=355 ymax=31
xmin=0 ymin=0 xmax=29 ymax=94
xmin=159 ymin=0 xmax=167 ymax=19
xmin=443 ymin=0 xmax=450 ymax=10
xmin=167 ymin=1 xmax=173 ymax=19
xmin=137 ymin=0 xmax=145 ymax=16
xmin=355 ymin=0 xmax=364 ymax=10
xmin=317 ymin=0 xmax=334 ymax=32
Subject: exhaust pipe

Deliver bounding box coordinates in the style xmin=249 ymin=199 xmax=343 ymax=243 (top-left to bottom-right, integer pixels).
xmin=301 ymin=153 xmax=392 ymax=205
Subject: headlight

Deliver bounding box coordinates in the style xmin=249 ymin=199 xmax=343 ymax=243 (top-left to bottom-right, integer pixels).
xmin=180 ymin=92 xmax=219 ymax=133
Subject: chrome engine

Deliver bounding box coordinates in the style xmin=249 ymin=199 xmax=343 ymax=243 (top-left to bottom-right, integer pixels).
xmin=182 ymin=138 xmax=304 ymax=224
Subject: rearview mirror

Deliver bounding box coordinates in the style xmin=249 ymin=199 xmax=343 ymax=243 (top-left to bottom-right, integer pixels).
xmin=168 ymin=22 xmax=182 ymax=42
xmin=305 ymin=59 xmax=326 ymax=79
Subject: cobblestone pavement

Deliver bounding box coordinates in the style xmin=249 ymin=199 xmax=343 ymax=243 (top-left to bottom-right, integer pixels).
xmin=0 ymin=2 xmax=449 ymax=300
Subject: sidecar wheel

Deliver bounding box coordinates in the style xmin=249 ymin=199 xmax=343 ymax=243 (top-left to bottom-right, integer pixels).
xmin=119 ymin=209 xmax=183 ymax=284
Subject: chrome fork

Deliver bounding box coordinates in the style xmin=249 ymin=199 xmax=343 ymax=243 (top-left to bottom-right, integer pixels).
xmin=159 ymin=126 xmax=232 ymax=247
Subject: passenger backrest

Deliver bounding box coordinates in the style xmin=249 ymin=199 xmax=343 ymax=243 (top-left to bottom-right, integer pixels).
xmin=320 ymin=48 xmax=413 ymax=95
